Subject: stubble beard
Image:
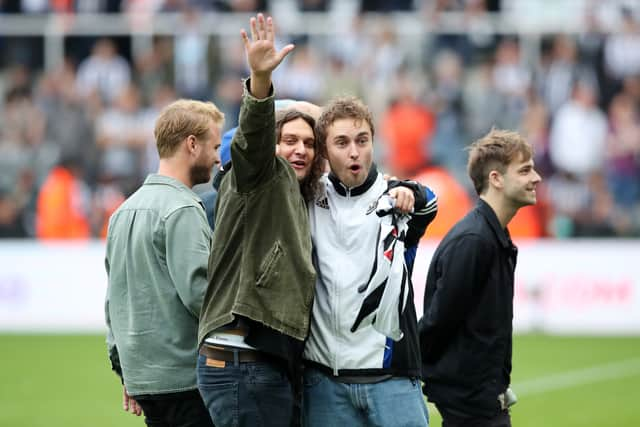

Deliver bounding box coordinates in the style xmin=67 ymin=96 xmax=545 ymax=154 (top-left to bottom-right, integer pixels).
xmin=190 ymin=163 xmax=211 ymax=186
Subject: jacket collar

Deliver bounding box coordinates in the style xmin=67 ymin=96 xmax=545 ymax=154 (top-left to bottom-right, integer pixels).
xmin=144 ymin=173 xmax=204 ymax=206
xmin=328 ymin=164 xmax=378 ymax=197
xmin=477 ymin=198 xmax=513 ymax=249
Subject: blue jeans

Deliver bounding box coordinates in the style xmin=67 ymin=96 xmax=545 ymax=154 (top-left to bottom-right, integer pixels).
xmin=302 ymin=368 xmax=429 ymax=427
xmin=197 ymin=354 xmax=293 ymax=427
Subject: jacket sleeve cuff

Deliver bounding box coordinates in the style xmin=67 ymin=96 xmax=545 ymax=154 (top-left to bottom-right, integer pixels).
xmin=243 ymin=78 xmax=275 ymax=110
xmin=387 ymin=179 xmax=427 ymax=210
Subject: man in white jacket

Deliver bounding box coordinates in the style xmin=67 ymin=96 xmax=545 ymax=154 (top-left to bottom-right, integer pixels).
xmin=302 ymin=96 xmax=438 ymax=427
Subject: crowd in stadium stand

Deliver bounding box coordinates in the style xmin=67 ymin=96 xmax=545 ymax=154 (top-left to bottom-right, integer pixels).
xmin=0 ymin=0 xmax=639 ymax=239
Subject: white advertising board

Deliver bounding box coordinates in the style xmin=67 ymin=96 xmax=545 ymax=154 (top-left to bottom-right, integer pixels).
xmin=0 ymin=239 xmax=638 ymax=334
xmin=0 ymin=240 xmax=108 ymax=332
xmin=412 ymin=239 xmax=640 ymax=335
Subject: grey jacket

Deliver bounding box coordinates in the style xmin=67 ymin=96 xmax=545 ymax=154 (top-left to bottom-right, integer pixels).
xmin=105 ymin=174 xmax=211 ymax=396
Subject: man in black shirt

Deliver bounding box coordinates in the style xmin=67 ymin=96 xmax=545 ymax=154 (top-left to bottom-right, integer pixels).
xmin=419 ymin=128 xmax=542 ymax=427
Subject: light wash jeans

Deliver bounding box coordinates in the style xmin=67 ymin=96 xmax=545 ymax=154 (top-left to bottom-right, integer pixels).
xmin=302 ymin=367 xmax=429 ymax=427
xmin=197 ymin=354 xmax=293 ymax=427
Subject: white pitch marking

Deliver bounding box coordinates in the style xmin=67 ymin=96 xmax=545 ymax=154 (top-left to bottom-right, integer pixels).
xmin=513 ymin=358 xmax=640 ymax=396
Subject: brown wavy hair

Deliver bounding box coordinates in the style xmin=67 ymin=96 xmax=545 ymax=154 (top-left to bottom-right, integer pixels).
xmin=275 ymin=109 xmax=324 ymax=202
xmin=315 ymin=96 xmax=375 ymax=156
xmin=467 ymin=128 xmax=533 ymax=195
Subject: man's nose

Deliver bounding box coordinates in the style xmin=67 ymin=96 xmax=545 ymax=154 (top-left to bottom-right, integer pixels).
xmin=348 ymin=143 xmax=359 ymax=159
xmin=294 ymin=140 xmax=306 ymax=155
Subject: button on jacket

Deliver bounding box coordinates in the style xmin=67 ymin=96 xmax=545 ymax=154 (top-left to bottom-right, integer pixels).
xmin=198 ymin=83 xmax=316 ymax=345
xmin=419 ymin=198 xmax=518 ymax=418
xmin=105 ymin=174 xmax=212 ymax=396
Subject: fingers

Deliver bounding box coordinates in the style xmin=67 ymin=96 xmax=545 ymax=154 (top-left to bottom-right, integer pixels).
xmin=122 ymin=389 xmax=129 ymax=412
xmin=241 ymin=29 xmax=250 ymax=51
xmin=131 ymin=398 xmax=142 ymax=416
xmin=257 ymin=13 xmax=266 ymax=39
xmin=247 ymin=13 xmax=273 ymax=42
xmin=250 ymin=13 xmax=267 ymax=41
xmin=249 ymin=16 xmax=258 ymax=41
xmin=266 ymin=15 xmax=274 ymax=42
xmin=277 ymin=44 xmax=295 ymax=63
xmin=389 ymin=188 xmax=415 ymax=214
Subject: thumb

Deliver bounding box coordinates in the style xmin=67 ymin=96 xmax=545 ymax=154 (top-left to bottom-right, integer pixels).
xmin=275 ymin=44 xmax=295 ymax=64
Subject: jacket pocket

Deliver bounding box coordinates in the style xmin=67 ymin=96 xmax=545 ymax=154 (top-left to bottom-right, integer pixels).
xmin=256 ymin=240 xmax=283 ymax=288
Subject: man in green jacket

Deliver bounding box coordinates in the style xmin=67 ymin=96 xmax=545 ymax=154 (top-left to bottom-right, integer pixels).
xmin=197 ymin=13 xmax=322 ymax=427
xmin=105 ymin=99 xmax=223 ymax=426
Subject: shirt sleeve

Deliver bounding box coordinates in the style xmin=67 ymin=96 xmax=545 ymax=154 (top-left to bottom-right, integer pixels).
xmin=387 ymin=179 xmax=438 ymax=249
xmin=104 ymin=253 xmax=123 ymax=382
xmin=164 ymin=206 xmax=212 ymax=317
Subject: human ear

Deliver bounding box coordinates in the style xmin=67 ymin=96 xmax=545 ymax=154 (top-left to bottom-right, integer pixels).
xmin=488 ymin=170 xmax=503 ymax=189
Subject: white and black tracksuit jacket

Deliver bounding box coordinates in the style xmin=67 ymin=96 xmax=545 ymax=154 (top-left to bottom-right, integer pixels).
xmin=303 ymin=166 xmax=438 ymax=378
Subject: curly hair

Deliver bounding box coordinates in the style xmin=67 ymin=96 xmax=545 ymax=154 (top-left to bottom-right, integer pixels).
xmin=315 ymin=96 xmax=375 ymax=156
xmin=275 ymin=109 xmax=324 ymax=202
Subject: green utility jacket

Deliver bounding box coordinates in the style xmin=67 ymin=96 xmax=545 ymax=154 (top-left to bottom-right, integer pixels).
xmin=105 ymin=174 xmax=211 ymax=396
xmin=199 ymin=82 xmax=316 ymax=343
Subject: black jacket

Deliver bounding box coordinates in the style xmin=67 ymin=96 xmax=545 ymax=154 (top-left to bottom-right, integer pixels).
xmin=418 ymin=199 xmax=518 ymax=418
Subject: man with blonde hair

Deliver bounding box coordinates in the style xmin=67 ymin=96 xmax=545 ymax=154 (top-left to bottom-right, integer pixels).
xmin=105 ymin=99 xmax=223 ymax=426
xmin=419 ymin=129 xmax=542 ymax=427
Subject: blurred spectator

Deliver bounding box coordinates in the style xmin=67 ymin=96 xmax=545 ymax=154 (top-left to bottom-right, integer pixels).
xmin=0 ymin=189 xmax=27 ymax=238
xmin=603 ymin=7 xmax=640 ymax=82
xmin=605 ymin=93 xmax=640 ymax=209
xmin=536 ymin=34 xmax=581 ymax=116
xmin=212 ymin=0 xmax=268 ymax=11
xmin=140 ymin=84 xmax=176 ymax=175
xmin=35 ymin=156 xmax=91 ymax=239
xmin=520 ymin=89 xmax=552 ymax=176
xmin=1 ymin=5 xmax=639 ymax=239
xmin=549 ymin=79 xmax=607 ymax=177
xmin=429 ymin=49 xmax=467 ymax=182
xmin=0 ymin=82 xmax=56 ymax=195
xmin=492 ymin=37 xmax=531 ymax=129
xmin=362 ymin=22 xmax=406 ymax=113
xmin=360 ymin=0 xmax=413 ymax=12
xmin=411 ymin=165 xmax=472 ymax=239
xmin=298 ymin=0 xmax=328 ymax=12
xmin=75 ymin=38 xmax=132 ymax=106
xmin=37 ymin=58 xmax=96 ymax=177
xmin=173 ymin=8 xmax=212 ymax=100
xmin=381 ymin=73 xmax=436 ymax=178
xmin=274 ymin=42 xmax=325 ymax=103
xmin=94 ymin=83 xmax=147 ymax=195
xmin=134 ymin=36 xmax=174 ymax=105
xmin=463 ymin=57 xmax=500 ymax=140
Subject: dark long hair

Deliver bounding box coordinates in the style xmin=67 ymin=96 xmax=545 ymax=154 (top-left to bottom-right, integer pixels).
xmin=276 ymin=110 xmax=324 ymax=202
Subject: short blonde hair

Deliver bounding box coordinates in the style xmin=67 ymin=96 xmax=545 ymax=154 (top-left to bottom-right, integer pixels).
xmin=467 ymin=128 xmax=533 ymax=195
xmin=154 ymin=99 xmax=224 ymax=158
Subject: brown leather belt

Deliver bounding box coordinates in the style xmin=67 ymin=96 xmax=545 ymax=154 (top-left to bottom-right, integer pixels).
xmin=199 ymin=344 xmax=266 ymax=365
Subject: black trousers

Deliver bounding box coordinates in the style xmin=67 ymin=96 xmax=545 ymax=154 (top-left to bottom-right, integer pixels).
xmin=439 ymin=408 xmax=511 ymax=427
xmin=136 ymin=389 xmax=215 ymax=427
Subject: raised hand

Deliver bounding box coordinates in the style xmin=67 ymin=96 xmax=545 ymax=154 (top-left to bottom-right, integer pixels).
xmin=241 ymin=13 xmax=294 ymax=98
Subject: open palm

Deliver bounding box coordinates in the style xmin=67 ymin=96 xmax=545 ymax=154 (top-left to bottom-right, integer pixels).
xmin=242 ymin=14 xmax=294 ymax=76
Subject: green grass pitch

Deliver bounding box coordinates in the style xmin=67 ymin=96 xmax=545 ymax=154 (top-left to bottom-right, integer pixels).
xmin=1 ymin=334 xmax=639 ymax=426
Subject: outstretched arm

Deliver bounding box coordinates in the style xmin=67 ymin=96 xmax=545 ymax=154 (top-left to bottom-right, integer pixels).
xmin=230 ymin=14 xmax=295 ymax=191
xmin=241 ymin=13 xmax=294 ymax=99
